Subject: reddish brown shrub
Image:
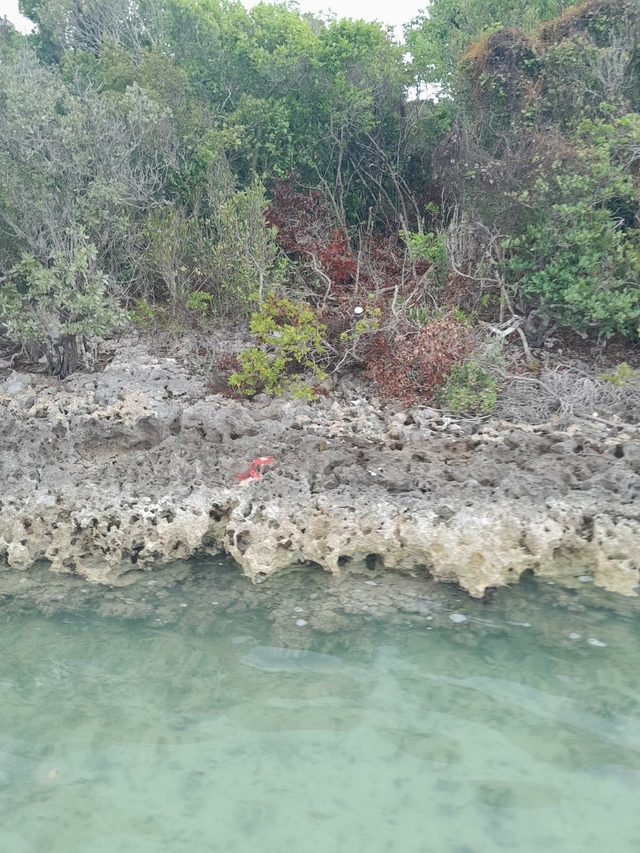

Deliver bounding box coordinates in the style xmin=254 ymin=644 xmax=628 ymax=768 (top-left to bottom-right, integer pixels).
xmin=209 ymin=352 xmax=243 ymax=397
xmin=217 ymin=352 xmax=241 ymax=373
xmin=365 ymin=316 xmax=472 ymax=403
xmin=268 ymin=178 xmax=356 ymax=289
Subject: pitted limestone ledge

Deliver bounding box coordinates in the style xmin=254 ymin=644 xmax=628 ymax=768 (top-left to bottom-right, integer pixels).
xmin=1 ymin=337 xmax=638 ymax=598
xmin=222 ymin=494 xmax=640 ymax=598
xmin=1 ymin=486 xmax=638 ymax=598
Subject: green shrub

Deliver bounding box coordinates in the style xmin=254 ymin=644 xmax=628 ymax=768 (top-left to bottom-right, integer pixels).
xmin=228 ymin=297 xmax=327 ymax=399
xmin=185 ymin=291 xmax=215 ymax=313
xmin=401 ymin=229 xmax=448 ymax=285
xmin=0 ymin=242 xmax=124 ymax=377
xmin=598 ymin=362 xmax=640 ymax=388
xmin=436 ymin=4 xmax=640 ymax=341
xmin=503 ymin=126 xmax=640 ymax=337
xmin=436 ymin=359 xmax=497 ymax=413
xmin=128 ymin=298 xmax=156 ymax=325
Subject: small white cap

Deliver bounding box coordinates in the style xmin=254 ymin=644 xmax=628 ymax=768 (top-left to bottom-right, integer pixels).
xmin=354 ymin=306 xmax=364 ymax=316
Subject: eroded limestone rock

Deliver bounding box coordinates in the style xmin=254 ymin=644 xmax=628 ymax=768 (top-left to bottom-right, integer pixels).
xmin=1 ymin=337 xmax=639 ymax=598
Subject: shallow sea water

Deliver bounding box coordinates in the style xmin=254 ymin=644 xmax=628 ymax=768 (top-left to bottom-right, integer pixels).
xmin=1 ymin=565 xmax=640 ymax=853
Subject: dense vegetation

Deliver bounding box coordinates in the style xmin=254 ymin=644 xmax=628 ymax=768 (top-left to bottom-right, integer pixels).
xmin=0 ymin=0 xmax=638 ymax=400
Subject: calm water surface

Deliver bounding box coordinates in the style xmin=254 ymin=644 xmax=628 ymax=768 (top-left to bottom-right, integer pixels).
xmin=1 ymin=569 xmax=639 ymax=853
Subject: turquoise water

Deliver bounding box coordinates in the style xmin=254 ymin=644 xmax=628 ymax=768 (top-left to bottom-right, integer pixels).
xmin=1 ymin=568 xmax=640 ymax=853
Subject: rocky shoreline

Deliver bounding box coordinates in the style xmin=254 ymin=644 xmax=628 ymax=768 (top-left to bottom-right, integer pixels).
xmin=1 ymin=337 xmax=639 ymax=600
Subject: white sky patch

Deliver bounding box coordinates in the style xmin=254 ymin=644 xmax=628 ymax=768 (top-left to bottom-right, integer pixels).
xmin=0 ymin=0 xmax=429 ymax=41
xmin=0 ymin=0 xmax=34 ymax=33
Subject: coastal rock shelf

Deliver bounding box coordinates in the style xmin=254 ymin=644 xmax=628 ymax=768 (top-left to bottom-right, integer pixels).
xmin=1 ymin=339 xmax=639 ymax=598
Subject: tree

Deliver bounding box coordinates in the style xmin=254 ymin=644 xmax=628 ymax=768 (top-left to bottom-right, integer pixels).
xmin=405 ymin=0 xmax=571 ymax=90
xmin=0 ymin=47 xmax=177 ymax=368
xmin=0 ymin=241 xmax=124 ymax=377
xmin=434 ymin=0 xmax=640 ymax=336
xmin=20 ymin=0 xmax=146 ymax=61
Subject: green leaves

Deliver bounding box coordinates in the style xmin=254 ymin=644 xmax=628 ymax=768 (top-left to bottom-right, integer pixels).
xmin=229 ymin=297 xmax=327 ymax=399
xmin=405 ymin=0 xmax=568 ymax=90
xmin=438 ymin=1 xmax=640 ymax=340
xmin=501 ymin=113 xmax=640 ymax=336
xmin=436 ymin=359 xmax=497 ymax=414
xmin=400 ymin=230 xmax=448 ymax=285
xmin=0 ymin=240 xmax=125 ymax=348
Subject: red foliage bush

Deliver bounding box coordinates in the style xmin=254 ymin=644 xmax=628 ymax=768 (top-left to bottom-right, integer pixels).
xmin=209 ymin=352 xmax=242 ymax=397
xmin=365 ymin=316 xmax=471 ymax=403
xmin=268 ymin=178 xmax=356 ymax=287
xmin=269 ymin=178 xmax=436 ymax=307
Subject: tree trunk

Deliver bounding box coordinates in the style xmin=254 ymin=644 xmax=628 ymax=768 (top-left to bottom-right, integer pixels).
xmin=45 ymin=335 xmax=80 ymax=379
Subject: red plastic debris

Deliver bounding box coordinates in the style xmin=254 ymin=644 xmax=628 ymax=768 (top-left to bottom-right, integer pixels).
xmin=235 ymin=456 xmax=275 ymax=482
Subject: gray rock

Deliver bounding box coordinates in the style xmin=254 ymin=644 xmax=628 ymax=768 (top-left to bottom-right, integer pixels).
xmin=1 ymin=371 xmax=32 ymax=396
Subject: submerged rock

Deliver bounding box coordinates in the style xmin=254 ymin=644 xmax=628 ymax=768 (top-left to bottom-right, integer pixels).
xmin=241 ymin=646 xmax=345 ymax=674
